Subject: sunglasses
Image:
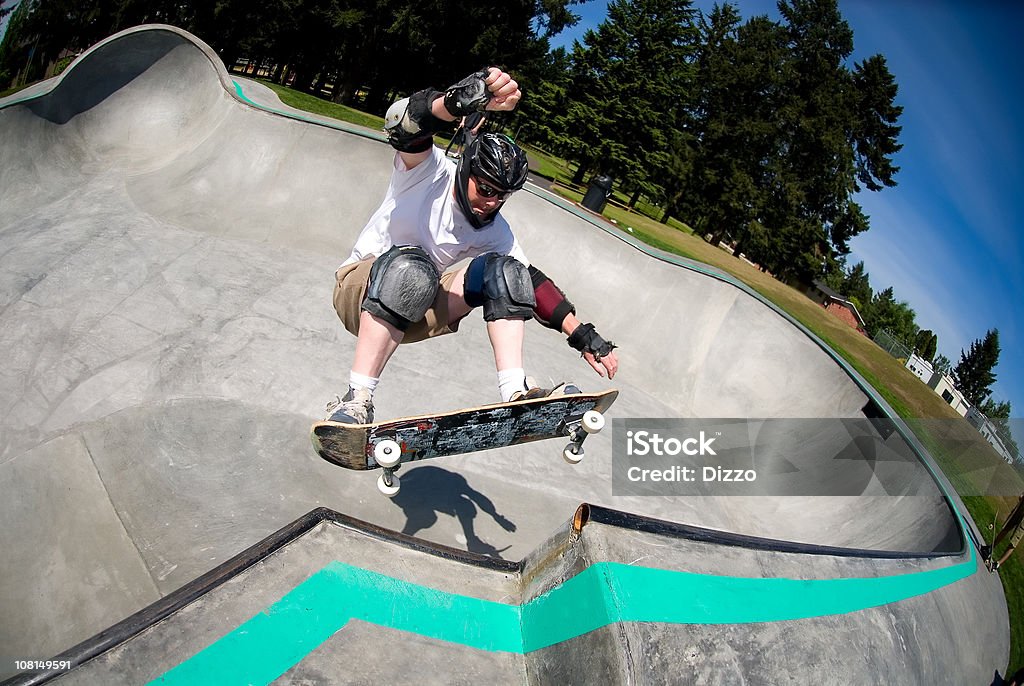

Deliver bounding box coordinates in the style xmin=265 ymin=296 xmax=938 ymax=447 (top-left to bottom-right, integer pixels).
xmin=473 ymin=177 xmax=514 ymax=201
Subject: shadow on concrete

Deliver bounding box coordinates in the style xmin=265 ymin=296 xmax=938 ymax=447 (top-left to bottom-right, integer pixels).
xmin=392 ymin=466 xmax=517 ymax=558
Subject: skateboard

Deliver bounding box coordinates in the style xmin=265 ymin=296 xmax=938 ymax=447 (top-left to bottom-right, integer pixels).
xmin=311 ymin=389 xmax=618 ymax=496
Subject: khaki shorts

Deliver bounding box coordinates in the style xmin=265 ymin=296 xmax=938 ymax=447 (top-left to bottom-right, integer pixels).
xmin=333 ymin=258 xmax=463 ymax=344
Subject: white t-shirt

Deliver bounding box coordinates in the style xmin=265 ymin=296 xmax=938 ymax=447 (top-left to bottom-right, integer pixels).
xmin=341 ymin=146 xmax=530 ymax=271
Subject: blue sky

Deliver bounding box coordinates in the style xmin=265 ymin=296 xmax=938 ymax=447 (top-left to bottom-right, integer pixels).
xmin=0 ymin=1 xmax=15 ymax=40
xmin=551 ymin=0 xmax=1022 ymax=420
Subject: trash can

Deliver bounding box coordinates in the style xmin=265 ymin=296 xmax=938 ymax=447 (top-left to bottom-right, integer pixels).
xmin=582 ymin=175 xmax=613 ymax=213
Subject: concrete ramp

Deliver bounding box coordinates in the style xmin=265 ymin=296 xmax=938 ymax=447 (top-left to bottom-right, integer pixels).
xmin=0 ymin=24 xmax=1008 ymax=683
xmin=8 ymin=507 xmax=1003 ymax=685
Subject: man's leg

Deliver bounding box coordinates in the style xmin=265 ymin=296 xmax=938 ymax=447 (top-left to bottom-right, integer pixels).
xmin=351 ymin=311 xmax=404 ymax=379
xmin=325 ymin=312 xmax=403 ymax=424
xmin=449 ymin=259 xmax=532 ymax=402
xmin=329 ymin=247 xmax=439 ymax=423
xmin=486 ymin=319 xmax=526 ymax=372
xmin=448 ymin=270 xmax=526 ymax=369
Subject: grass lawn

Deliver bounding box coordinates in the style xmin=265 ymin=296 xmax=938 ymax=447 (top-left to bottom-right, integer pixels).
xmin=254 ymin=78 xmax=386 ymax=131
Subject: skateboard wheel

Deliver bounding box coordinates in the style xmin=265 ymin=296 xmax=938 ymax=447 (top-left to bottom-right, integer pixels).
xmin=377 ymin=472 xmax=401 ymax=496
xmin=582 ymin=410 xmax=605 ymax=434
xmin=563 ymin=443 xmax=584 ymax=464
xmin=374 ymin=439 xmax=402 ymax=468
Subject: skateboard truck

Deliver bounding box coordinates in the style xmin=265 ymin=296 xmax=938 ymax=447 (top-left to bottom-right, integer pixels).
xmin=561 ymin=410 xmax=606 ymax=464
xmin=374 ymin=440 xmax=403 ymax=496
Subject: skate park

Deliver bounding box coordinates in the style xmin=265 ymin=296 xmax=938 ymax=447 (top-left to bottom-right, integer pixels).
xmin=0 ymin=25 xmax=1009 ymax=684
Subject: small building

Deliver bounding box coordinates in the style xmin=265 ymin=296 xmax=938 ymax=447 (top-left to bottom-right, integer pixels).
xmin=905 ymin=353 xmax=934 ymax=383
xmin=966 ymin=407 xmax=1017 ymax=463
xmin=886 ymin=338 xmax=1016 ymax=461
xmin=898 ymin=354 xmax=970 ymax=417
xmin=805 ymin=281 xmax=867 ymax=334
xmin=927 ymin=373 xmax=970 ymax=417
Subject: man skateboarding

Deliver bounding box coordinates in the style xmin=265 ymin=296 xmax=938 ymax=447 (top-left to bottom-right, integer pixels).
xmin=326 ymin=66 xmax=618 ymax=425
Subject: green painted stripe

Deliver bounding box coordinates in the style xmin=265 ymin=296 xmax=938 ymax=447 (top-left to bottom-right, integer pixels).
xmin=153 ymin=551 xmax=978 ymax=685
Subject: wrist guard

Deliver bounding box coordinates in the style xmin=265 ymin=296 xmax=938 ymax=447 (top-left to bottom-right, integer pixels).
xmin=384 ymin=89 xmax=449 ymax=152
xmin=443 ymin=70 xmax=491 ymax=118
xmin=568 ymin=323 xmax=617 ymax=361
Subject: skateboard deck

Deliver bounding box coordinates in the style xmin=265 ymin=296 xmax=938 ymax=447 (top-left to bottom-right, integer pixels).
xmin=311 ymin=389 xmax=618 ymax=474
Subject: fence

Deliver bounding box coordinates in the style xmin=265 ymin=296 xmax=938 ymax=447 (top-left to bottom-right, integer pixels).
xmin=873 ymin=329 xmax=913 ymax=361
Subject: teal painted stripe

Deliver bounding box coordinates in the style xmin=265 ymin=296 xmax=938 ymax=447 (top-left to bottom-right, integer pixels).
xmin=149 ymin=561 xmax=521 ymax=685
xmin=154 ymin=552 xmax=977 ymax=684
xmin=230 ymin=79 xmax=385 ymax=142
xmin=520 ymin=555 xmax=976 ymax=651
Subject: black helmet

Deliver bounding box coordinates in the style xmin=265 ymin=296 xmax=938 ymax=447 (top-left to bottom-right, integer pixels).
xmin=467 ymin=132 xmax=529 ymax=190
xmin=455 ymin=132 xmax=529 ymax=228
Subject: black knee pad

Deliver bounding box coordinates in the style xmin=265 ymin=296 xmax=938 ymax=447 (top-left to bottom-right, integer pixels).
xmin=463 ymin=253 xmax=536 ymax=322
xmin=362 ymin=246 xmax=440 ymax=331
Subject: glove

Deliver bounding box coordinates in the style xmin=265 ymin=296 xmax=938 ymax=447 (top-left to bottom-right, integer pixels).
xmin=567 ymin=323 xmax=617 ymax=361
xmin=443 ymin=69 xmax=491 ymax=117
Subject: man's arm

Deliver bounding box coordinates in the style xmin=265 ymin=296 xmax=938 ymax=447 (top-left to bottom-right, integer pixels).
xmin=530 ymin=266 xmax=619 ymax=379
xmin=388 ymin=68 xmax=522 ymax=171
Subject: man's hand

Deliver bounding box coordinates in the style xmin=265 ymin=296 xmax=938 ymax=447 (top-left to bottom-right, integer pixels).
xmin=565 ymin=320 xmax=618 ymax=380
xmin=441 ymin=67 xmax=521 ymax=119
xmin=584 ymin=349 xmax=618 ymax=380
xmin=483 ymin=67 xmax=521 ymax=112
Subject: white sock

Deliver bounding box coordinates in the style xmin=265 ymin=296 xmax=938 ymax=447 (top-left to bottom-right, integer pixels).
xmin=349 ymin=371 xmax=380 ymax=397
xmin=497 ymin=368 xmax=527 ymax=403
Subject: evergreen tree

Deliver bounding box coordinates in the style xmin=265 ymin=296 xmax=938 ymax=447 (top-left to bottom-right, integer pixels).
xmin=0 ymin=0 xmax=30 ymax=85
xmin=980 ymin=398 xmax=1011 ymax=421
xmin=922 ymin=331 xmax=938 ymax=362
xmin=953 ymin=329 xmax=1001 ymax=406
xmin=933 ymin=354 xmax=952 ymax=376
xmin=775 ymin=0 xmax=857 ymax=253
xmin=561 ymin=0 xmax=698 ymax=199
xmin=821 ymin=255 xmax=847 ymax=292
xmin=683 ymin=9 xmax=785 ymax=250
xmin=513 ymin=47 xmax=574 ymax=150
xmin=660 ymin=0 xmax=903 ymax=281
xmin=726 ymin=0 xmax=902 ymax=281
xmin=849 ymin=54 xmax=902 ymax=191
xmin=914 ymin=329 xmax=937 ymax=362
xmin=841 ymin=261 xmax=872 ymax=307
xmin=864 ymin=286 xmax=916 ymax=342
